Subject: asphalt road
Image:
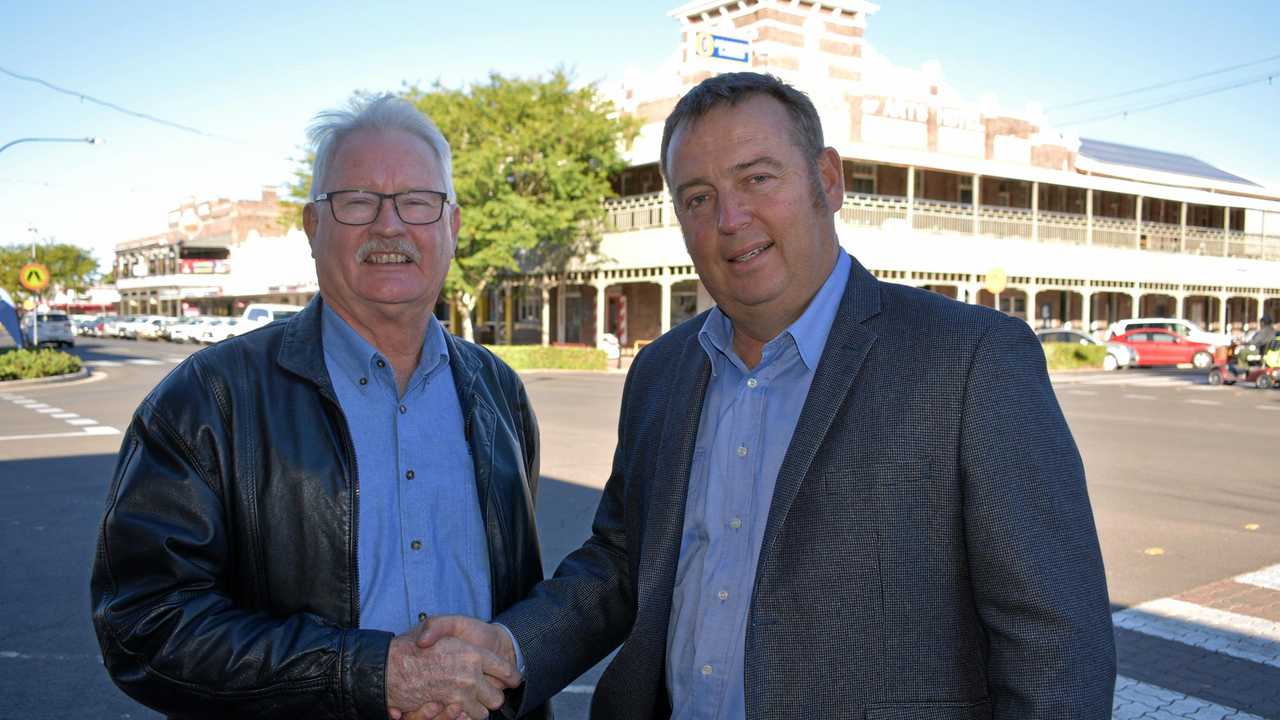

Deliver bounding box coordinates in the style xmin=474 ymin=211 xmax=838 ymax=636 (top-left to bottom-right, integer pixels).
xmin=1 ymin=336 xmax=1277 ymax=718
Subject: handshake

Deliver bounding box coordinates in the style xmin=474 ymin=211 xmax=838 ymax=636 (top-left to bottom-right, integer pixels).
xmin=385 ymin=615 xmax=522 ymax=720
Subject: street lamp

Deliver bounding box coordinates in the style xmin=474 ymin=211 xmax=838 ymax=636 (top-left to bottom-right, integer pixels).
xmin=0 ymin=136 xmax=103 ymax=155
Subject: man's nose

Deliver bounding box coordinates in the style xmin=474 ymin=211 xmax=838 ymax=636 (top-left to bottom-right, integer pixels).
xmin=370 ymin=196 xmax=406 ymax=234
xmin=717 ymin=192 xmax=751 ymax=234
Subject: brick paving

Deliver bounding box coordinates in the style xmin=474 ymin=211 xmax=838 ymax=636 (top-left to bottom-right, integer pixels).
xmin=1111 ymin=563 xmax=1280 ymax=719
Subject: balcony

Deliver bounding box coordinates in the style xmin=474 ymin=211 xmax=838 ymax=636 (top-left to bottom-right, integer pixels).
xmin=602 ymin=191 xmax=1280 ymax=261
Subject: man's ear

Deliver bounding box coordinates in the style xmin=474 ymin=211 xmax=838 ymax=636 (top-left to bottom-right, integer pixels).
xmin=303 ymin=203 xmax=318 ymax=258
xmin=817 ymin=147 xmax=844 ymax=213
xmin=447 ymin=203 xmax=461 ymax=255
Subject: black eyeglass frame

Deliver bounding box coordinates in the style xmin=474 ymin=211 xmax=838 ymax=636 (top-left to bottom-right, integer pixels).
xmin=314 ymin=189 xmax=450 ymax=226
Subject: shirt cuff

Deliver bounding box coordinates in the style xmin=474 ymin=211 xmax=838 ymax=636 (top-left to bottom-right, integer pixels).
xmin=494 ymin=622 xmax=526 ymax=675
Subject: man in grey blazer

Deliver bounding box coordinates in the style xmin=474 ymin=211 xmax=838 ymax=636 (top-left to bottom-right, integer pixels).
xmin=420 ymin=72 xmax=1115 ymax=719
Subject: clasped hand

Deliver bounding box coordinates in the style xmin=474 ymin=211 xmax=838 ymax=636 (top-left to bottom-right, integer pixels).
xmin=386 ymin=615 xmax=522 ymax=720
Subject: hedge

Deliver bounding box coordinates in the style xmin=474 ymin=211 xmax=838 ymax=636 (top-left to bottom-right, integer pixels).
xmin=484 ymin=345 xmax=608 ymax=371
xmin=1042 ymin=342 xmax=1109 ymax=371
xmin=0 ymin=348 xmax=83 ymax=381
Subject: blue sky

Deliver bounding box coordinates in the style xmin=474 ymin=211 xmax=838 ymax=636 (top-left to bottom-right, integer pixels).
xmin=2 ymin=1 xmax=1277 ymax=268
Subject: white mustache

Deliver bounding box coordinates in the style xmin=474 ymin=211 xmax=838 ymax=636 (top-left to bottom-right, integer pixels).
xmin=354 ymin=238 xmax=421 ymax=263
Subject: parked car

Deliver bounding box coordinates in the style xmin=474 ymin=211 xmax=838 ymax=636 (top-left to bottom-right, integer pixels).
xmin=1035 ymin=328 xmax=1136 ymax=371
xmin=167 ymin=316 xmax=216 ymax=343
xmin=1110 ymin=330 xmax=1215 ymax=368
xmin=1106 ymin=317 xmax=1231 ymax=348
xmin=199 ymin=318 xmax=245 ymax=344
xmin=135 ymin=317 xmax=179 ymax=341
xmin=20 ymin=312 xmax=75 ymax=348
xmin=240 ymin=303 xmax=303 ymax=329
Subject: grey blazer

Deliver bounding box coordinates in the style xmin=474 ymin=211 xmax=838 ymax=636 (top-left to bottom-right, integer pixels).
xmin=499 ymin=255 xmax=1116 ymax=719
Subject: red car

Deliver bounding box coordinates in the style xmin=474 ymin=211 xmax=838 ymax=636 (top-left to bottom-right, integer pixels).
xmin=1110 ymin=330 xmax=1215 ymax=369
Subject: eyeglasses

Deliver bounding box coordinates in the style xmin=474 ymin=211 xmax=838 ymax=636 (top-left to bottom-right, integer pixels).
xmin=314 ymin=189 xmax=449 ymax=226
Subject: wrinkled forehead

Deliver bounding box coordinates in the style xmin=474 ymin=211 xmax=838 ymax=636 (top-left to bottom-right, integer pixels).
xmin=329 ymin=128 xmax=445 ymax=187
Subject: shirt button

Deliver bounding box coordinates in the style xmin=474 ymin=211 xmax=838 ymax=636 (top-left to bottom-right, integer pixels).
xmin=406 ymin=469 xmax=415 ymax=480
xmin=399 ymin=404 xmax=407 ymax=414
xmin=376 ymin=359 xmax=386 ymax=368
xmin=358 ymin=377 xmax=368 ymax=386
xmin=736 ymin=446 xmax=748 ymax=457
xmin=746 ymin=377 xmax=758 ymax=389
xmin=418 ymin=612 xmax=427 ymax=622
xmin=717 ymin=590 xmax=729 ymax=601
xmin=729 ymin=517 xmax=742 ymax=529
xmin=410 ymin=540 xmax=422 ymax=551
xmin=701 ymin=664 xmax=713 ymax=677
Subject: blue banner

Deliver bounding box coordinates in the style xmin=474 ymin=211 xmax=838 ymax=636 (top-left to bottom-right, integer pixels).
xmin=0 ymin=288 xmax=23 ymax=348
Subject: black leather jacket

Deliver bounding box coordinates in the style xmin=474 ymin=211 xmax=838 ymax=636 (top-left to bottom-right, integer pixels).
xmin=91 ymin=298 xmax=548 ymax=719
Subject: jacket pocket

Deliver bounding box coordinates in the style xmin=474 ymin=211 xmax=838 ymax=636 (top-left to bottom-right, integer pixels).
xmin=864 ymin=699 xmax=991 ymax=720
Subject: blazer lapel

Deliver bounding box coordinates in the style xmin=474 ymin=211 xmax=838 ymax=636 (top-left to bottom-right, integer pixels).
xmin=632 ymin=328 xmax=711 ymax=661
xmin=757 ymin=258 xmax=882 ymax=567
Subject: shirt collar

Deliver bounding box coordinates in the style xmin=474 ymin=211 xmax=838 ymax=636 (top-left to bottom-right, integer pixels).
xmin=321 ymin=303 xmax=450 ymax=393
xmin=697 ymin=249 xmax=850 ymax=374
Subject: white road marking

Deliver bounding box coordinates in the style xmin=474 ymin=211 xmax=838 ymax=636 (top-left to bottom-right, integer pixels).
xmin=66 ymin=418 xmax=98 ymax=426
xmin=1112 ymin=597 xmax=1280 ymax=669
xmin=1185 ymin=399 xmax=1220 ymax=406
xmin=1123 ymin=394 xmax=1156 ymax=400
xmin=51 ymin=413 xmax=77 ymax=419
xmin=0 ymin=427 xmax=120 ymax=442
xmin=11 ymin=399 xmax=36 ymax=405
xmin=35 ymin=407 xmax=63 ymax=413
xmin=25 ymin=403 xmax=50 ymax=409
xmin=127 ymin=359 xmax=163 ymax=366
xmin=83 ymin=360 xmax=123 ymax=367
xmin=1236 ymin=563 xmax=1280 ymax=592
xmin=1112 ymin=675 xmax=1264 ymax=720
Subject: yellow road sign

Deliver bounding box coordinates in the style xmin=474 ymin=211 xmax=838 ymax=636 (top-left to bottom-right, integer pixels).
xmin=983 ymin=267 xmax=1007 ymax=295
xmin=19 ymin=263 xmax=51 ymax=292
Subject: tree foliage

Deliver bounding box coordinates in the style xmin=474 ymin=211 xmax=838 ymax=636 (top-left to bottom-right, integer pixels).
xmin=0 ymin=242 xmax=101 ymax=305
xmin=283 ymin=70 xmax=639 ymax=339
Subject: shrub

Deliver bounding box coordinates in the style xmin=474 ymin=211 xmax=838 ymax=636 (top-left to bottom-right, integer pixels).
xmin=484 ymin=345 xmax=608 ymax=371
xmin=1042 ymin=343 xmax=1108 ymax=371
xmin=0 ymin=348 xmax=83 ymax=381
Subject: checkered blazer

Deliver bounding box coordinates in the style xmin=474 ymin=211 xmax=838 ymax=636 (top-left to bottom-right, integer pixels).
xmin=498 ymin=255 xmax=1116 ymax=719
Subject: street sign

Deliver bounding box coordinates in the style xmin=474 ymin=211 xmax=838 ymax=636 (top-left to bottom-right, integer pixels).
xmin=19 ymin=263 xmax=51 ymax=292
xmin=983 ymin=267 xmax=1007 ymax=295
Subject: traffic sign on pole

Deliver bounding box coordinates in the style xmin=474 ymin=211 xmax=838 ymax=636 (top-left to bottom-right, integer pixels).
xmin=19 ymin=263 xmax=51 ymax=292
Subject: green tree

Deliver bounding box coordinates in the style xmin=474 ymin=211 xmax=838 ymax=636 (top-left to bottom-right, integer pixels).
xmin=283 ymin=72 xmax=639 ymax=341
xmin=0 ymin=242 xmax=101 ymax=307
xmin=410 ymin=70 xmax=638 ymax=340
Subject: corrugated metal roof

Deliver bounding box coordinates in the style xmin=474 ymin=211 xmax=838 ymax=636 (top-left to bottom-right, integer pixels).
xmin=1079 ymin=138 xmax=1259 ymax=187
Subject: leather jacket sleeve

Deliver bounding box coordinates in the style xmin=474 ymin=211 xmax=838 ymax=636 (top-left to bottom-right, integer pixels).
xmin=90 ymin=365 xmax=392 ymax=720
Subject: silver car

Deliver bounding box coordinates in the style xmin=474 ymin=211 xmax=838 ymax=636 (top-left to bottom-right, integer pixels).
xmin=1036 ymin=329 xmax=1135 ymax=371
xmin=21 ymin=312 xmax=75 ymax=348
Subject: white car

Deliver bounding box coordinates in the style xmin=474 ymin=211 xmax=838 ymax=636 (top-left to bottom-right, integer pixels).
xmin=168 ymin=317 xmax=215 ymax=343
xmin=199 ymin=318 xmax=245 ymax=344
xmin=1105 ymin=318 xmax=1231 ymax=348
xmin=240 ymin=303 xmax=303 ymax=329
xmin=1036 ymin=328 xmax=1135 ymax=371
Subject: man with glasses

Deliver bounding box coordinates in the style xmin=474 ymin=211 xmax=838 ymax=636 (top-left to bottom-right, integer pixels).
xmin=92 ymin=95 xmax=546 ymax=720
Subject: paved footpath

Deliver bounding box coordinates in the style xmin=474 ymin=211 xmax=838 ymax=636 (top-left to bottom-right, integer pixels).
xmin=1111 ymin=562 xmax=1280 ymax=719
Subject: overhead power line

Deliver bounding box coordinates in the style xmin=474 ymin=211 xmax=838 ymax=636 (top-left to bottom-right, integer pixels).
xmin=1047 ymin=52 xmax=1280 ymax=111
xmin=0 ymin=65 xmax=240 ymax=142
xmin=1057 ymin=71 xmax=1277 ymax=127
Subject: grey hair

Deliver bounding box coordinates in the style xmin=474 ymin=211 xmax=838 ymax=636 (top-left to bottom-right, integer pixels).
xmin=307 ymin=93 xmax=455 ymax=202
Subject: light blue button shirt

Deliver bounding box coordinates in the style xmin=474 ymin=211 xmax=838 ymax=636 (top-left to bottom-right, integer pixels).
xmin=666 ymin=251 xmax=850 ymax=719
xmin=322 ymin=305 xmax=492 ymax=634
